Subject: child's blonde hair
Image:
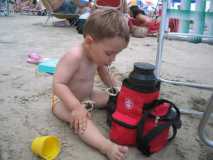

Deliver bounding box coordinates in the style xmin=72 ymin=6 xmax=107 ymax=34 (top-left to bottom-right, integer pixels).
xmin=83 ymin=9 xmax=130 ymax=43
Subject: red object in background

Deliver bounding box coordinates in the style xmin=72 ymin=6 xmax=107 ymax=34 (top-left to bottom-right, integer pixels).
xmin=128 ymin=18 xmax=160 ymax=34
xmin=128 ymin=17 xmax=179 ymax=33
xmin=169 ymin=18 xmax=179 ymax=32
xmin=156 ymin=3 xmax=179 ymax=32
xmin=96 ymin=0 xmax=121 ymax=7
xmin=147 ymin=20 xmax=160 ymax=33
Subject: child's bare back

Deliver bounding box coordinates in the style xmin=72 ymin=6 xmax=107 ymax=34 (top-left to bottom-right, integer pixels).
xmin=55 ymin=46 xmax=97 ymax=101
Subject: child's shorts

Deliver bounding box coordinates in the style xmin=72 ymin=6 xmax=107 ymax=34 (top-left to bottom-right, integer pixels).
xmin=51 ymin=95 xmax=95 ymax=113
xmin=51 ymin=95 xmax=60 ymax=112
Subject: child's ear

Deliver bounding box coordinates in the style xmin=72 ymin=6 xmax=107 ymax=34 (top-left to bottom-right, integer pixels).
xmin=85 ymin=35 xmax=94 ymax=45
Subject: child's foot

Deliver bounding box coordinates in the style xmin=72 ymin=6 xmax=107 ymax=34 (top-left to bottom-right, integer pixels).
xmin=105 ymin=141 xmax=128 ymax=160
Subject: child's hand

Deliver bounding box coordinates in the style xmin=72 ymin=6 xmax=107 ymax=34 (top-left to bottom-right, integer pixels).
xmin=70 ymin=106 xmax=91 ymax=135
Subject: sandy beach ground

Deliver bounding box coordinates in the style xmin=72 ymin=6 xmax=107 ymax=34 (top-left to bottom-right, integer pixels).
xmin=0 ymin=14 xmax=213 ymax=160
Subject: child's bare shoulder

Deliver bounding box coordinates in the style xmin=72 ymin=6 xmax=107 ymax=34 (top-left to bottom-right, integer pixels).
xmin=61 ymin=46 xmax=83 ymax=63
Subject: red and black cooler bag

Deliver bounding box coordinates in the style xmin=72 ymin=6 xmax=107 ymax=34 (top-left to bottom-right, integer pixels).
xmin=108 ymin=80 xmax=181 ymax=156
xmin=109 ymin=79 xmax=160 ymax=145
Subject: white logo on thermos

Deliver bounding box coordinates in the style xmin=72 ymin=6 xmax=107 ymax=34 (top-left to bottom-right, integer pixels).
xmin=124 ymin=98 xmax=134 ymax=110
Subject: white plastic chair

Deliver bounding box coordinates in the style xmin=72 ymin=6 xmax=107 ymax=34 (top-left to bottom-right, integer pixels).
xmin=198 ymin=93 xmax=213 ymax=147
xmin=155 ymin=0 xmax=213 ymax=148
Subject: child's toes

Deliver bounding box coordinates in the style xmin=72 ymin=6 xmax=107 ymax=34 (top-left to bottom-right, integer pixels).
xmin=118 ymin=146 xmax=128 ymax=154
xmin=106 ymin=142 xmax=128 ymax=160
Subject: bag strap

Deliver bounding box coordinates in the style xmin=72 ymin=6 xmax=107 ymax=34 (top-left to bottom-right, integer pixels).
xmin=106 ymin=92 xmax=119 ymax=127
xmin=136 ymin=113 xmax=172 ymax=156
xmin=144 ymin=99 xmax=173 ymax=110
xmin=144 ymin=99 xmax=182 ymax=129
xmin=161 ymin=99 xmax=182 ymax=130
xmin=136 ymin=99 xmax=181 ymax=156
xmin=111 ymin=116 xmax=137 ymax=129
xmin=106 ymin=93 xmax=119 ymax=114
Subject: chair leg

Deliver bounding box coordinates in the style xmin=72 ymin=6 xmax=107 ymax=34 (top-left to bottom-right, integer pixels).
xmin=44 ymin=12 xmax=55 ymax=25
xmin=155 ymin=0 xmax=168 ymax=79
xmin=198 ymin=93 xmax=213 ymax=147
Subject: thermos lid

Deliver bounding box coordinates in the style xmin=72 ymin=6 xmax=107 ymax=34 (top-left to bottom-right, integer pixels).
xmin=127 ymin=62 xmax=160 ymax=92
xmin=129 ymin=62 xmax=156 ymax=83
xmin=133 ymin=62 xmax=155 ymax=75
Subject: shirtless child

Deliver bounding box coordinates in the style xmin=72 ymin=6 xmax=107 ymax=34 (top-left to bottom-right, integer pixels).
xmin=52 ymin=9 xmax=130 ymax=160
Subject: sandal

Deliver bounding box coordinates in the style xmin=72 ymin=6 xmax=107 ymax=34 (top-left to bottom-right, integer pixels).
xmin=27 ymin=52 xmax=43 ymax=64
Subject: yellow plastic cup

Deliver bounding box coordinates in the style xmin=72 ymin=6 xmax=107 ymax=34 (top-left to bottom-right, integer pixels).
xmin=31 ymin=136 xmax=61 ymax=160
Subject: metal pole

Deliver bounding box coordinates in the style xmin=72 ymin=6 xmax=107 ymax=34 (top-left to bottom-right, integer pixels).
xmin=208 ymin=0 xmax=213 ymax=35
xmin=179 ymin=0 xmax=191 ymax=33
xmin=194 ymin=0 xmax=206 ymax=34
xmin=155 ymin=0 xmax=168 ymax=79
xmin=160 ymin=78 xmax=213 ymax=90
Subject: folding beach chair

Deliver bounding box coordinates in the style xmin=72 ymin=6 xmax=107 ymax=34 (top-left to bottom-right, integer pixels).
xmin=155 ymin=0 xmax=213 ymax=147
xmin=41 ymin=0 xmax=79 ymax=25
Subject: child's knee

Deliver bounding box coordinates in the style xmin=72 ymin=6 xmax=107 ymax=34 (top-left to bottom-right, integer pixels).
xmin=53 ymin=102 xmax=72 ymax=122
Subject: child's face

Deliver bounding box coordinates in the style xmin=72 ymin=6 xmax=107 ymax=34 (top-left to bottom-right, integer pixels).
xmin=86 ymin=36 xmax=128 ymax=66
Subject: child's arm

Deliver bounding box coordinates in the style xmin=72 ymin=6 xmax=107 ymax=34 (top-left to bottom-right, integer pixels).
xmin=97 ymin=65 xmax=117 ymax=88
xmin=53 ymin=51 xmax=89 ymax=134
xmin=53 ymin=53 xmax=82 ymax=111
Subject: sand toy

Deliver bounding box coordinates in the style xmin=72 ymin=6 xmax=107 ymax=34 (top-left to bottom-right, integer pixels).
xmin=31 ymin=135 xmax=61 ymax=160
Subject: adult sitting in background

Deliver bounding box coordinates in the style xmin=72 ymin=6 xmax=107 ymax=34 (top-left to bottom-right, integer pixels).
xmin=44 ymin=0 xmax=92 ymax=14
xmin=128 ymin=5 xmax=178 ymax=38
